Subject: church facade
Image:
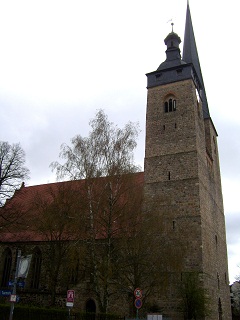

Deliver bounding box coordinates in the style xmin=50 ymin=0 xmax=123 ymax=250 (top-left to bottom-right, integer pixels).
xmin=0 ymin=3 xmax=231 ymax=320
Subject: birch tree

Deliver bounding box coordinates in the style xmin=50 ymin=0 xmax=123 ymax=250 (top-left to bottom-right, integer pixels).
xmin=50 ymin=109 xmax=141 ymax=312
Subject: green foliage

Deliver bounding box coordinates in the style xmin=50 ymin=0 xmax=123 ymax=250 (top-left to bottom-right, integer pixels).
xmin=0 ymin=304 xmax=124 ymax=320
xmin=179 ymin=272 xmax=211 ymax=319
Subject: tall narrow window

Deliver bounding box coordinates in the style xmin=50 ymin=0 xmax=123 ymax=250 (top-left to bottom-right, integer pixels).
xmin=169 ymin=99 xmax=173 ymax=112
xmin=173 ymin=100 xmax=176 ymax=111
xmin=31 ymin=248 xmax=42 ymax=289
xmin=164 ymin=98 xmax=177 ymax=113
xmin=69 ymin=259 xmax=79 ymax=285
xmin=1 ymin=248 xmax=12 ymax=287
xmin=164 ymin=101 xmax=168 ymax=113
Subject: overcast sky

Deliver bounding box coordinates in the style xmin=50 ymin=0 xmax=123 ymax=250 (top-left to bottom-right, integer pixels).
xmin=0 ymin=0 xmax=239 ymax=284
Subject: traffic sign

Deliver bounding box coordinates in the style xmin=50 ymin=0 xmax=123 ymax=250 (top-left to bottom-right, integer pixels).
xmin=134 ymin=288 xmax=142 ymax=299
xmin=0 ymin=290 xmax=12 ymax=296
xmin=67 ymin=290 xmax=75 ymax=303
xmin=135 ymin=298 xmax=142 ymax=309
xmin=17 ymin=281 xmax=25 ymax=288
xmin=66 ymin=302 xmax=74 ymax=307
xmin=10 ymin=294 xmax=17 ymax=303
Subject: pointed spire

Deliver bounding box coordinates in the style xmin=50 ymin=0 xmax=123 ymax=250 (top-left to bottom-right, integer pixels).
xmin=183 ymin=2 xmax=210 ymax=118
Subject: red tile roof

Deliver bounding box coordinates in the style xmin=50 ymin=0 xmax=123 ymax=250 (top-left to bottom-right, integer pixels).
xmin=0 ymin=172 xmax=144 ymax=243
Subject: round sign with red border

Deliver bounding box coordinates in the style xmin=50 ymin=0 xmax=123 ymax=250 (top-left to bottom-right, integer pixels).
xmin=134 ymin=298 xmax=142 ymax=309
xmin=134 ymin=288 xmax=142 ymax=298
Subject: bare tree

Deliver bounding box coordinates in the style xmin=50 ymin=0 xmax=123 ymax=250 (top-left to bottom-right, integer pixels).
xmin=236 ymin=265 xmax=240 ymax=281
xmin=80 ymin=173 xmax=143 ymax=313
xmin=0 ymin=141 xmax=30 ymax=207
xmin=29 ymin=183 xmax=85 ymax=305
xmin=50 ymin=109 xmax=141 ymax=313
xmin=50 ymin=109 xmax=140 ymax=180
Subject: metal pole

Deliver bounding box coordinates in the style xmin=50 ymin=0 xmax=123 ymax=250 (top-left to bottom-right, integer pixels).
xmin=9 ymin=249 xmax=21 ymax=320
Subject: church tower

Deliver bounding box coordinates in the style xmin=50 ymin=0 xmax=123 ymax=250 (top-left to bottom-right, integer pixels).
xmin=144 ymin=3 xmax=231 ymax=319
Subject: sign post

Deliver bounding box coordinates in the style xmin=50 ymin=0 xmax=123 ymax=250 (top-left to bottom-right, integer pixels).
xmin=134 ymin=288 xmax=142 ymax=319
xmin=9 ymin=249 xmax=21 ymax=320
xmin=66 ymin=290 xmax=75 ymax=320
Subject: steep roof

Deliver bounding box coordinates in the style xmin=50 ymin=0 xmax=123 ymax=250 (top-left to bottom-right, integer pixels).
xmin=182 ymin=2 xmax=210 ymax=118
xmin=0 ymin=172 xmax=144 ymax=243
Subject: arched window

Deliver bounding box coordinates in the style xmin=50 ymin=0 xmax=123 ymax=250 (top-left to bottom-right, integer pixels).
xmin=69 ymin=258 xmax=79 ymax=285
xmin=164 ymin=101 xmax=168 ymax=113
xmin=164 ymin=98 xmax=176 ymax=113
xmin=169 ymin=99 xmax=173 ymax=112
xmin=30 ymin=247 xmax=42 ymax=289
xmin=86 ymin=299 xmax=96 ymax=313
xmin=1 ymin=248 xmax=12 ymax=287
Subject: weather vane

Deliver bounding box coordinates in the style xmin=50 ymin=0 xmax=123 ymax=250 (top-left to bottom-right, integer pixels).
xmin=166 ymin=19 xmax=174 ymax=32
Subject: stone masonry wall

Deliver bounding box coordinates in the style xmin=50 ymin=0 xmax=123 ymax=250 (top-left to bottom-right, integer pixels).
xmin=144 ymin=77 xmax=231 ymax=319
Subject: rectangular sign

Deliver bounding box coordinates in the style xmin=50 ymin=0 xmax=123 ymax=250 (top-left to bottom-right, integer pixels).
xmin=147 ymin=315 xmax=163 ymax=320
xmin=66 ymin=302 xmax=74 ymax=307
xmin=10 ymin=294 xmax=17 ymax=302
xmin=0 ymin=290 xmax=12 ymax=296
xmin=17 ymin=281 xmax=25 ymax=288
xmin=67 ymin=290 xmax=75 ymax=303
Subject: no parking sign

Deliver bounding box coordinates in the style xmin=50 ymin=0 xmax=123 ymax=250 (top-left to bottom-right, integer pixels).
xmin=135 ymin=298 xmax=142 ymax=309
xmin=134 ymin=288 xmax=142 ymax=299
xmin=66 ymin=290 xmax=75 ymax=307
xmin=134 ymin=288 xmax=142 ymax=309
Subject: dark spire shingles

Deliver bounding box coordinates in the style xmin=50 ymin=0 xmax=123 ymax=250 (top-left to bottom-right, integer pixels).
xmin=183 ymin=2 xmax=210 ymax=118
